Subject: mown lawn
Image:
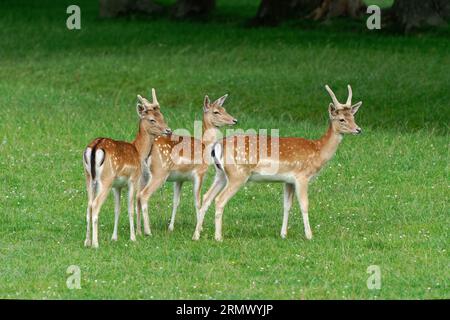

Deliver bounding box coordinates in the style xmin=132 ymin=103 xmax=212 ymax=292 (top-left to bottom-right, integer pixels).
xmin=0 ymin=0 xmax=448 ymax=299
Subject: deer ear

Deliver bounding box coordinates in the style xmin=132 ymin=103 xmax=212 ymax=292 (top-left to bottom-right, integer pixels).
xmin=214 ymin=94 xmax=228 ymax=107
xmin=328 ymin=103 xmax=337 ymax=117
xmin=203 ymin=95 xmax=211 ymax=112
xmin=351 ymin=101 xmax=362 ymax=115
xmin=137 ymin=95 xmax=147 ymax=117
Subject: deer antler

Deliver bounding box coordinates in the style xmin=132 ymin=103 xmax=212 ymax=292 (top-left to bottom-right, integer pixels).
xmin=152 ymin=88 xmax=158 ymax=105
xmin=346 ymin=85 xmax=352 ymax=105
xmin=325 ymin=85 xmax=340 ymax=106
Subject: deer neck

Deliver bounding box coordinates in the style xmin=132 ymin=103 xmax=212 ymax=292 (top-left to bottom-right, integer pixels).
xmin=202 ymin=117 xmax=220 ymax=147
xmin=317 ymin=122 xmax=343 ymax=165
xmin=133 ymin=120 xmax=156 ymax=163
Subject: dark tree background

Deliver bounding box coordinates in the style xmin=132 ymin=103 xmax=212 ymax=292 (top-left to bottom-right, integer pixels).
xmin=99 ymin=0 xmax=162 ymax=17
xmin=385 ymin=0 xmax=450 ymax=32
xmin=99 ymin=0 xmax=450 ymax=32
xmin=249 ymin=0 xmax=366 ymax=26
xmin=172 ymin=0 xmax=215 ymax=19
xmin=99 ymin=0 xmax=214 ymax=19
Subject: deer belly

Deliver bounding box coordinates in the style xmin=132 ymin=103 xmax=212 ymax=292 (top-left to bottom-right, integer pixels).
xmin=112 ymin=176 xmax=129 ymax=188
xmin=249 ymin=173 xmax=295 ymax=184
xmin=167 ymin=171 xmax=193 ymax=182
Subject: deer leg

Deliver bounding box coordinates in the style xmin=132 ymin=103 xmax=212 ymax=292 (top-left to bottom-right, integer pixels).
xmin=85 ymin=206 xmax=92 ymax=247
xmin=295 ymin=178 xmax=312 ymax=240
xmin=111 ymin=187 xmax=121 ymax=241
xmin=138 ymin=174 xmax=168 ymax=236
xmin=192 ymin=171 xmax=226 ymax=240
xmin=136 ymin=195 xmax=144 ymax=236
xmin=168 ymin=181 xmax=183 ymax=231
xmin=213 ymin=177 xmax=247 ymax=242
xmin=136 ymin=176 xmax=148 ymax=236
xmin=84 ymin=174 xmax=94 ymax=247
xmin=192 ymin=173 xmax=203 ymax=221
xmin=201 ymin=170 xmax=226 ymax=209
xmin=281 ymin=183 xmax=294 ymax=239
xmin=91 ymin=179 xmax=113 ymax=248
xmin=127 ymin=182 xmax=136 ymax=242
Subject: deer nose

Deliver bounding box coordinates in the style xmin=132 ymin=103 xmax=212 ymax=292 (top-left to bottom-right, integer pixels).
xmin=165 ymin=128 xmax=172 ymax=135
xmin=232 ymin=119 xmax=238 ymax=124
xmin=355 ymin=128 xmax=362 ymax=134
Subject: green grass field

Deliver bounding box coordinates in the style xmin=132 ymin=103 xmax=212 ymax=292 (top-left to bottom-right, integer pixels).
xmin=0 ymin=0 xmax=448 ymax=299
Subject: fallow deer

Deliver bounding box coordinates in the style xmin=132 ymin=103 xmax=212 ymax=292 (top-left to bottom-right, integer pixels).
xmin=83 ymin=89 xmax=171 ymax=248
xmin=136 ymin=94 xmax=237 ymax=235
xmin=192 ymin=85 xmax=362 ymax=241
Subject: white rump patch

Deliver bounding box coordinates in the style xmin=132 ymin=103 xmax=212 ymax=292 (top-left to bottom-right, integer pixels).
xmin=83 ymin=147 xmax=92 ymax=171
xmin=94 ymin=149 xmax=105 ymax=179
xmin=95 ymin=149 xmax=105 ymax=167
xmin=212 ymin=143 xmax=224 ymax=170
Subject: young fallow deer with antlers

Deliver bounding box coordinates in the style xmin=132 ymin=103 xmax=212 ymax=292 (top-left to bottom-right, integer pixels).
xmin=83 ymin=89 xmax=171 ymax=248
xmin=193 ymin=85 xmax=362 ymax=241
xmin=136 ymin=94 xmax=237 ymax=236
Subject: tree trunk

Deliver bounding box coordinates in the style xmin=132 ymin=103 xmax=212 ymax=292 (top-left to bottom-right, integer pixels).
xmin=249 ymin=0 xmax=321 ymax=26
xmin=171 ymin=0 xmax=215 ymax=19
xmin=387 ymin=0 xmax=450 ymax=32
xmin=309 ymin=0 xmax=366 ymax=21
xmin=99 ymin=0 xmax=162 ymax=18
xmin=249 ymin=0 xmax=367 ymax=26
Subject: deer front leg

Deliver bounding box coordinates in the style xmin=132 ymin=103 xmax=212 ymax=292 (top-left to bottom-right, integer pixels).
xmin=127 ymin=182 xmax=136 ymax=242
xmin=138 ymin=174 xmax=167 ymax=236
xmin=281 ymin=183 xmax=294 ymax=239
xmin=192 ymin=173 xmax=203 ymax=221
xmin=168 ymin=181 xmax=183 ymax=232
xmin=295 ymin=178 xmax=312 ymax=240
xmin=111 ymin=187 xmax=121 ymax=241
xmin=136 ymin=176 xmax=148 ymax=236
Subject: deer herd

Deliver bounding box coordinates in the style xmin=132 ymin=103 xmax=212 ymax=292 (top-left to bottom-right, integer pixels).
xmin=83 ymin=85 xmax=362 ymax=248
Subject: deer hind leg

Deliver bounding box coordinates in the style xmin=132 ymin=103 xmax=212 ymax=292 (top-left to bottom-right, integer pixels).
xmin=168 ymin=181 xmax=183 ymax=232
xmin=281 ymin=183 xmax=294 ymax=239
xmin=192 ymin=170 xmax=226 ymax=240
xmin=138 ymin=173 xmax=168 ymax=236
xmin=295 ymin=178 xmax=312 ymax=240
xmin=91 ymin=178 xmax=113 ymax=248
xmin=201 ymin=170 xmax=226 ymax=211
xmin=84 ymin=173 xmax=94 ymax=247
xmin=213 ymin=176 xmax=247 ymax=242
xmin=111 ymin=187 xmax=121 ymax=241
xmin=127 ymin=181 xmax=137 ymax=242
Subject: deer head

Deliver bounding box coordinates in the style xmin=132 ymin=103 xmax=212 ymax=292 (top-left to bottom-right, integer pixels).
xmin=325 ymin=84 xmax=362 ymax=135
xmin=137 ymin=88 xmax=171 ymax=136
xmin=203 ymin=94 xmax=238 ymax=128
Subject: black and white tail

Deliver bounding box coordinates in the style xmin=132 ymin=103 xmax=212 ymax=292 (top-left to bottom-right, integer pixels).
xmin=211 ymin=142 xmax=224 ymax=171
xmin=83 ymin=140 xmax=105 ymax=185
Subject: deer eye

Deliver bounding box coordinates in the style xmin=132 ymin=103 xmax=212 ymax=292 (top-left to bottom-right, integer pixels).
xmin=213 ymin=111 xmax=220 ymax=115
xmin=339 ymin=119 xmax=345 ymax=123
xmin=149 ymin=119 xmax=156 ymax=123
